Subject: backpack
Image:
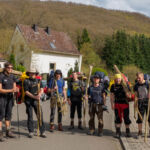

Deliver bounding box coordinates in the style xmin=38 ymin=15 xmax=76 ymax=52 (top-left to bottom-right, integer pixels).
xmin=144 ymin=74 xmax=150 ymax=82
xmin=16 ymin=72 xmax=29 ymax=104
xmin=70 ymin=80 xmax=83 ymax=97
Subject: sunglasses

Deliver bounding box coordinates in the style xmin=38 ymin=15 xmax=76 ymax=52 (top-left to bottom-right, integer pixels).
xmin=6 ymin=67 xmax=13 ymax=69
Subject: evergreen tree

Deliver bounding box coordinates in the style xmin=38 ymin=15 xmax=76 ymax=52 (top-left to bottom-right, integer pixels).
xmin=9 ymin=53 xmax=16 ymax=69
xmin=67 ymin=67 xmax=73 ymax=77
xmin=74 ymin=61 xmax=79 ymax=72
xmin=77 ymin=28 xmax=91 ymax=51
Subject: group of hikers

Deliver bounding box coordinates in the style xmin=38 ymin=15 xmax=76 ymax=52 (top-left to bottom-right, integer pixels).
xmin=0 ymin=62 xmax=150 ymax=142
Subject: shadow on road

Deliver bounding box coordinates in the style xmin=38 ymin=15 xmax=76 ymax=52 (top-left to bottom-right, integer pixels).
xmin=11 ymin=120 xmax=116 ymax=138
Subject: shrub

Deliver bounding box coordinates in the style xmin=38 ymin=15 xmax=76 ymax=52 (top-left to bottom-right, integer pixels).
xmin=92 ymin=67 xmax=108 ymax=76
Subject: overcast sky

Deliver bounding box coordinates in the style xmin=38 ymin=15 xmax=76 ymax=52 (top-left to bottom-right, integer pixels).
xmin=40 ymin=0 xmax=150 ymax=17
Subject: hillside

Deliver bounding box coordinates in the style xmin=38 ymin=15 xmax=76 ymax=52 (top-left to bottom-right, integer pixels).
xmin=0 ymin=0 xmax=150 ymax=76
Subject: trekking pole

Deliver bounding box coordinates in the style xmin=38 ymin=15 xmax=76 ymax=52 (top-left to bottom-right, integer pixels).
xmin=144 ymin=83 xmax=150 ymax=142
xmin=37 ymin=83 xmax=42 ymax=137
xmin=83 ymin=65 xmax=93 ymax=128
xmin=15 ymin=92 xmax=20 ymax=138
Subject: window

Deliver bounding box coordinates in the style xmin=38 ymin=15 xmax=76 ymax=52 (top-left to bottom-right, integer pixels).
xmin=49 ymin=63 xmax=56 ymax=71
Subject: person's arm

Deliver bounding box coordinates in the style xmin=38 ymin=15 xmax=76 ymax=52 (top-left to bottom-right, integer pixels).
xmin=67 ymin=83 xmax=71 ymax=105
xmin=48 ymin=79 xmax=56 ymax=93
xmin=103 ymin=92 xmax=106 ymax=105
xmin=110 ymin=93 xmax=115 ymax=110
xmin=24 ymin=79 xmax=39 ymax=100
xmin=25 ymin=91 xmax=40 ymax=100
xmin=62 ymin=80 xmax=67 ymax=102
xmin=0 ymin=83 xmax=14 ymax=93
xmin=63 ymin=87 xmax=67 ymax=102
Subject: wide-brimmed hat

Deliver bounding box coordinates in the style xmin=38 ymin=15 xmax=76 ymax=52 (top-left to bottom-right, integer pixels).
xmin=26 ymin=68 xmax=38 ymax=75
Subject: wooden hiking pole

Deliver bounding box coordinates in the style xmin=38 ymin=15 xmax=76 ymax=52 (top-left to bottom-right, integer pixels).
xmin=0 ymin=68 xmax=22 ymax=75
xmin=144 ymin=83 xmax=150 ymax=142
xmin=83 ymin=65 xmax=93 ymax=128
xmin=37 ymin=83 xmax=42 ymax=137
xmin=113 ymin=65 xmax=143 ymax=121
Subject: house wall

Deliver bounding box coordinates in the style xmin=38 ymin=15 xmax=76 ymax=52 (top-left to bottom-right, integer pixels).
xmin=0 ymin=61 xmax=6 ymax=68
xmin=8 ymin=26 xmax=32 ymax=70
xmin=31 ymin=51 xmax=82 ymax=77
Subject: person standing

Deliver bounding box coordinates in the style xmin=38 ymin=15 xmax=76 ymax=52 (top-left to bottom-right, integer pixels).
xmin=48 ymin=69 xmax=67 ymax=132
xmin=110 ymin=74 xmax=131 ymax=138
xmin=67 ymin=72 xmax=85 ymax=130
xmin=87 ymin=74 xmax=106 ymax=136
xmin=24 ymin=68 xmax=46 ymax=138
xmin=134 ymin=72 xmax=150 ymax=138
xmin=0 ymin=62 xmax=16 ymax=141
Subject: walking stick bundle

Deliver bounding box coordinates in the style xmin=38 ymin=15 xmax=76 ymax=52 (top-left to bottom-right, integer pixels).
xmin=83 ymin=65 xmax=93 ymax=128
xmin=0 ymin=68 xmax=22 ymax=75
xmin=55 ymin=80 xmax=67 ymax=116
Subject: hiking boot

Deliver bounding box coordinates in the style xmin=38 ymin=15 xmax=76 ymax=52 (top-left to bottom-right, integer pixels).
xmin=78 ymin=121 xmax=83 ymax=130
xmin=98 ymin=132 xmax=103 ymax=137
xmin=137 ymin=130 xmax=142 ymax=139
xmin=28 ymin=132 xmax=34 ymax=138
xmin=87 ymin=130 xmax=95 ymax=135
xmin=58 ymin=123 xmax=63 ymax=131
xmin=50 ymin=124 xmax=55 ymax=132
xmin=68 ymin=121 xmax=74 ymax=130
xmin=0 ymin=131 xmax=4 ymax=142
xmin=115 ymin=127 xmax=121 ymax=139
xmin=126 ymin=128 xmax=132 ymax=138
xmin=40 ymin=132 xmax=47 ymax=138
xmin=6 ymin=129 xmax=15 ymax=138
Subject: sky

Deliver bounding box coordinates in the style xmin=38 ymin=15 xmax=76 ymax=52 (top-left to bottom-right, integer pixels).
xmin=40 ymin=0 xmax=150 ymax=17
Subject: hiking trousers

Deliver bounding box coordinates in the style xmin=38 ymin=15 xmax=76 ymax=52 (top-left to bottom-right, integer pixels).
xmin=89 ymin=103 xmax=103 ymax=132
xmin=25 ymin=99 xmax=45 ymax=134
xmin=70 ymin=101 xmax=82 ymax=119
xmin=0 ymin=94 xmax=14 ymax=121
xmin=50 ymin=96 xmax=62 ymax=124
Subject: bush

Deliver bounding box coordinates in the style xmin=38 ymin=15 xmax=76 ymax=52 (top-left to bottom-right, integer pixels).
xmin=16 ymin=64 xmax=26 ymax=72
xmin=92 ymin=67 xmax=108 ymax=76
xmin=67 ymin=67 xmax=73 ymax=77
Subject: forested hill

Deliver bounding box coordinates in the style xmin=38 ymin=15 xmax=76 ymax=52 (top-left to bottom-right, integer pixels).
xmin=0 ymin=0 xmax=150 ymax=53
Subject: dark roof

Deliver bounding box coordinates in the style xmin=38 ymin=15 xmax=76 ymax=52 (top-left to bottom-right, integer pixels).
xmin=17 ymin=24 xmax=80 ymax=55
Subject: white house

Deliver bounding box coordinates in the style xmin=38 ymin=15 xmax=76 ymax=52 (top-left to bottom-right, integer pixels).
xmin=8 ymin=24 xmax=82 ymax=77
xmin=0 ymin=53 xmax=7 ymax=68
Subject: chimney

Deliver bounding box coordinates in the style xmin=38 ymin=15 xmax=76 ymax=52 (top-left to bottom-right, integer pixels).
xmin=32 ymin=24 xmax=38 ymax=32
xmin=45 ymin=26 xmax=50 ymax=35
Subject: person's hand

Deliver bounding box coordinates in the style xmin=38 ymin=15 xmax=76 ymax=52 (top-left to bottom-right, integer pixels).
xmin=126 ymin=92 xmax=131 ymax=99
xmin=84 ymin=95 xmax=88 ymax=101
xmin=34 ymin=95 xmax=40 ymax=100
xmin=68 ymin=99 xmax=71 ymax=105
xmin=63 ymin=98 xmax=67 ymax=104
xmin=54 ymin=86 xmax=58 ymax=91
xmin=111 ymin=104 xmax=115 ymax=110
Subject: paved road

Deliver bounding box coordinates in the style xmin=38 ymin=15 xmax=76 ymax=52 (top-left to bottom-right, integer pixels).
xmin=0 ymin=98 xmax=122 ymax=150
